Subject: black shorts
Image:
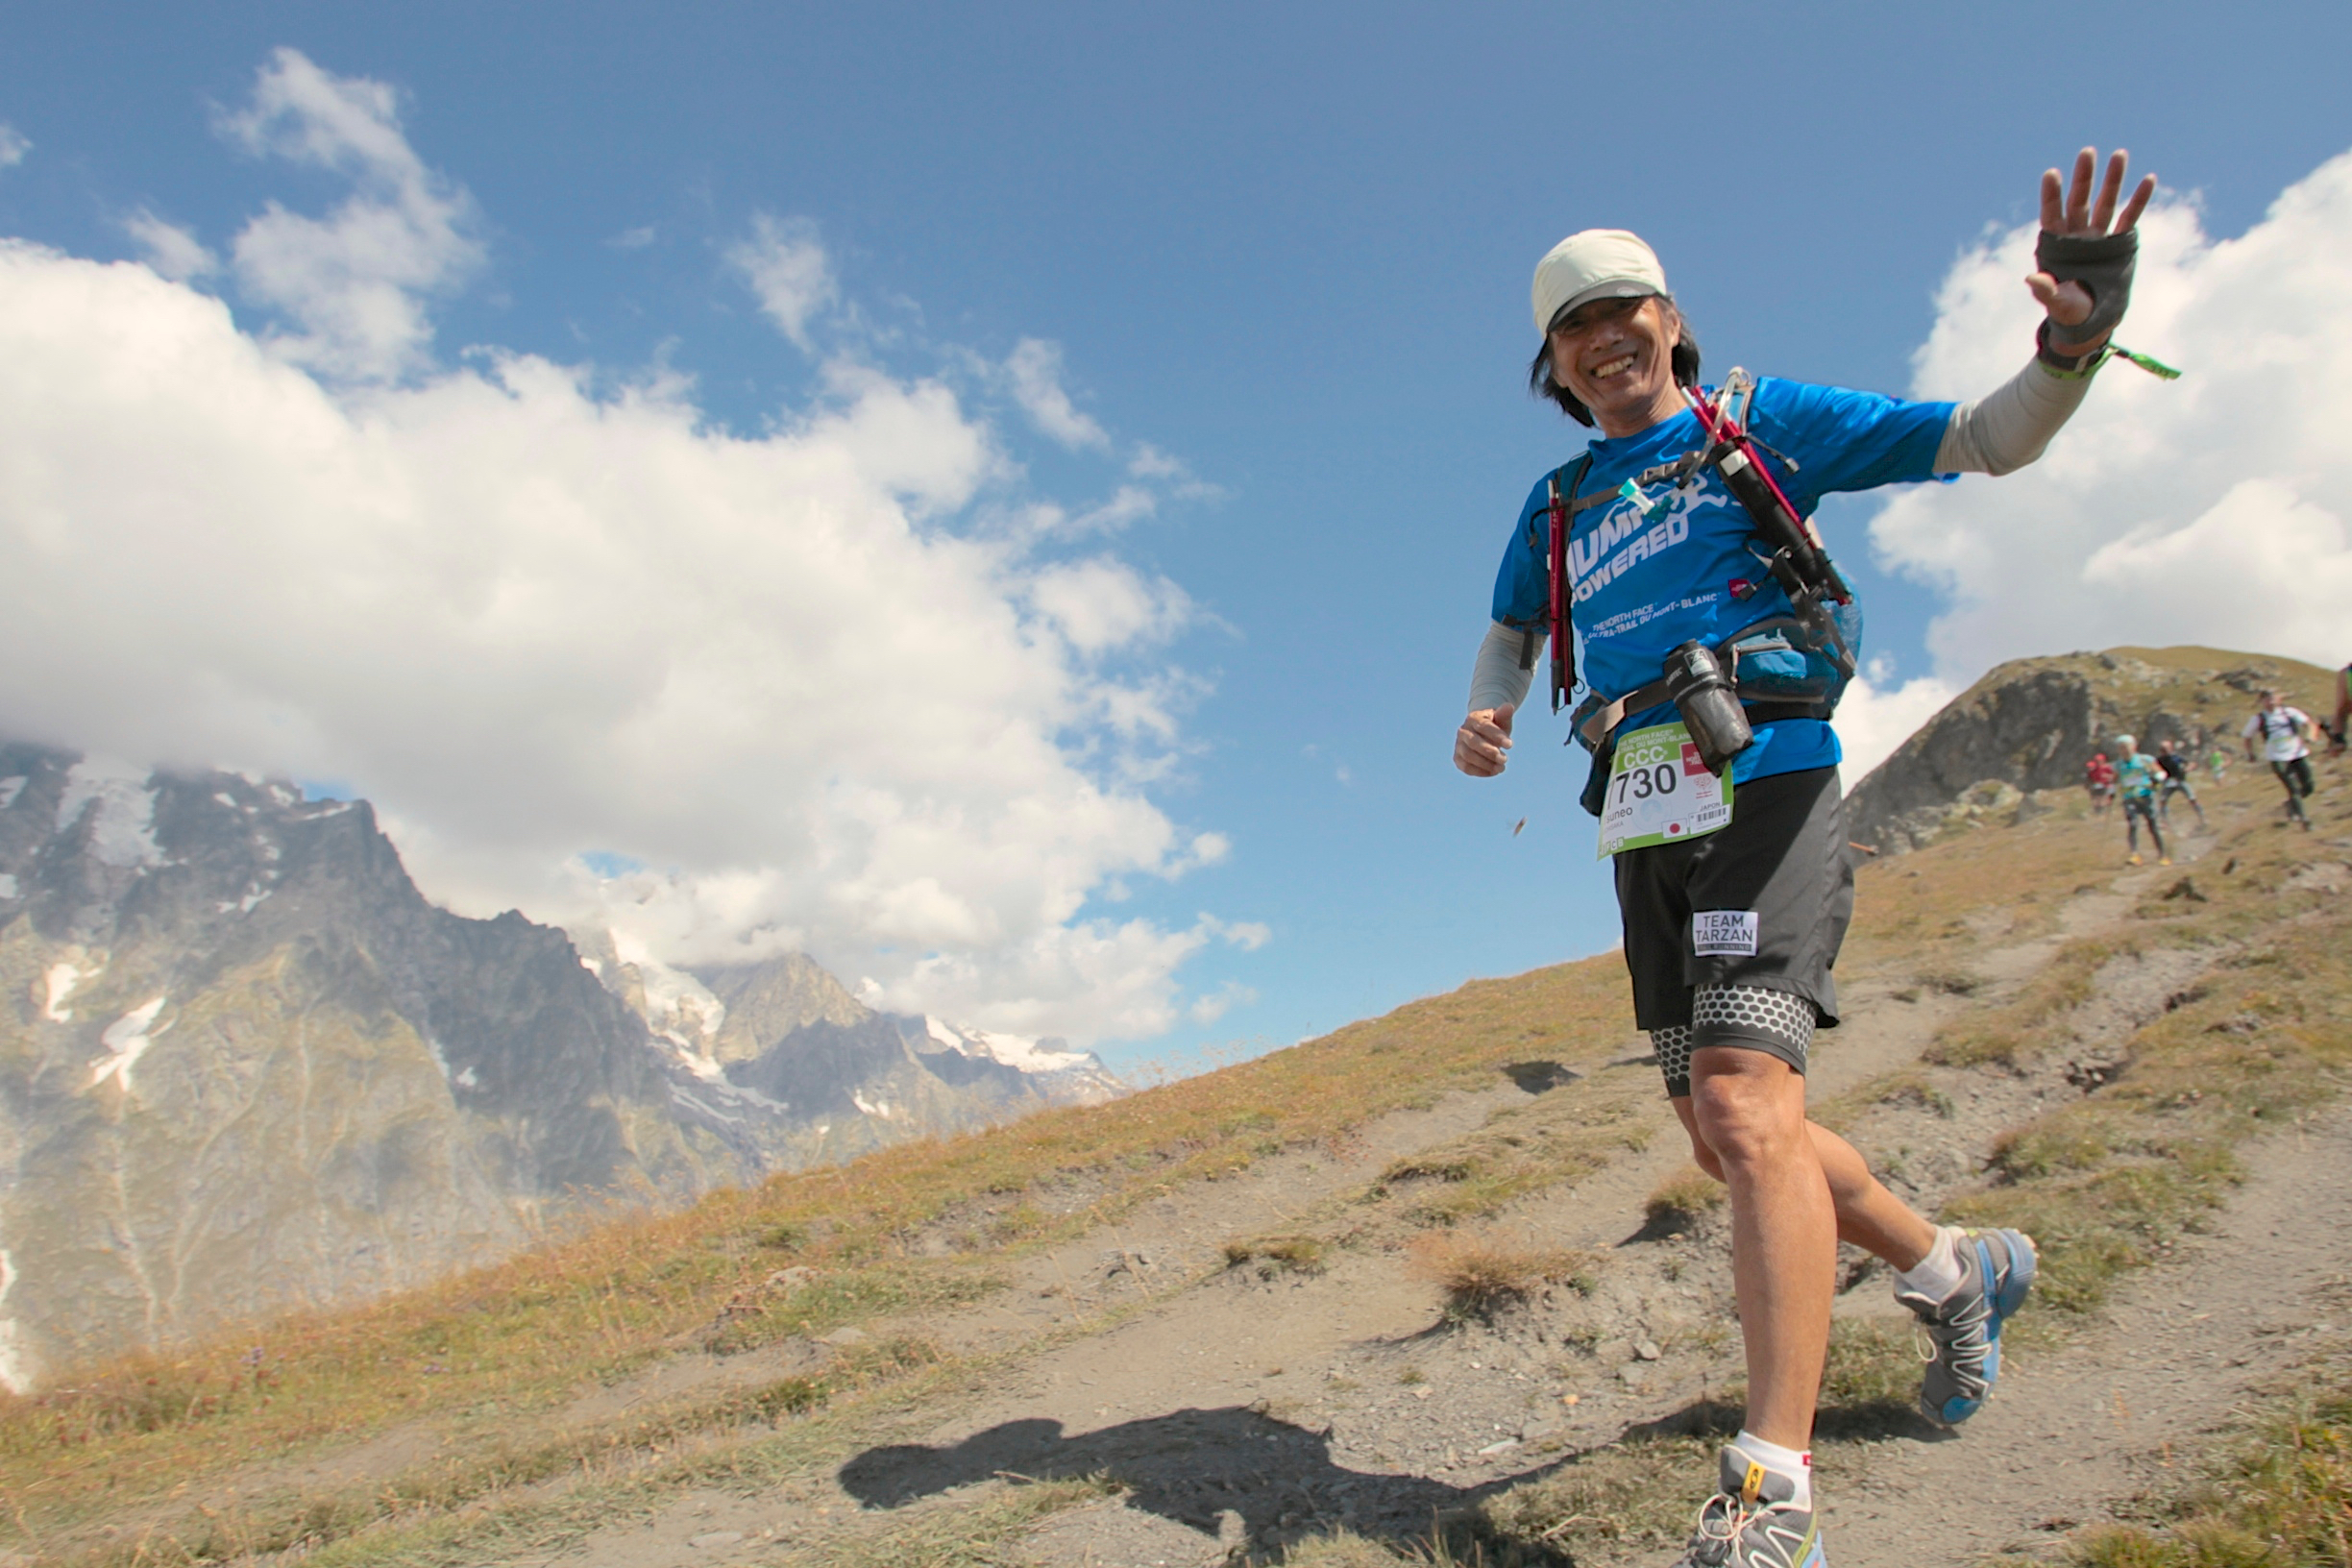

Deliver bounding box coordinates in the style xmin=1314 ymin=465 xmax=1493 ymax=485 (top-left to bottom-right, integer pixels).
xmin=1612 ymin=765 xmax=1851 ymax=1061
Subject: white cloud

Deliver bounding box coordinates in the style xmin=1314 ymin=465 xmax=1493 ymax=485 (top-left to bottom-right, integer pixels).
xmin=727 ymin=213 xmax=834 ymax=349
xmin=607 ymin=225 xmax=657 ymax=250
xmin=1833 ymin=661 xmax=1960 ymax=785
xmin=219 ymin=48 xmax=482 ymax=380
xmin=122 ymin=209 xmax=217 ymax=282
xmin=0 ymin=125 xmax=27 ymax=170
xmin=1870 ymin=148 xmax=2352 ymax=681
xmin=1027 ymin=557 xmax=1191 ymax=654
xmin=1189 ymin=981 xmax=1258 ymax=1025
xmin=0 ymin=67 xmax=1236 ymax=1049
xmin=1128 ymin=443 xmax=1183 ymax=479
xmin=1005 ymin=337 xmax=1109 ymax=450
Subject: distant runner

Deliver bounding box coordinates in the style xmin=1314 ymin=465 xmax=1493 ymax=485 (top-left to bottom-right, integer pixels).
xmin=2085 ymin=750 xmax=2116 ymax=816
xmin=2243 ymin=689 xmax=2315 ymax=830
xmin=2154 ymin=739 xmax=2206 ymax=827
xmin=2114 ymin=735 xmax=2168 ymax=865
xmin=2206 ymin=739 xmax=2231 ymax=784
xmin=1454 ymin=147 xmax=2159 ymax=1567
xmin=2332 ymin=662 xmax=2351 ymax=757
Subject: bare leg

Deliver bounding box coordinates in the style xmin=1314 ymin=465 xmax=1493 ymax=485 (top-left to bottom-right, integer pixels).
xmin=1689 ymin=1046 xmax=1835 ymax=1450
xmin=1674 ymin=1099 xmax=1936 ymax=1269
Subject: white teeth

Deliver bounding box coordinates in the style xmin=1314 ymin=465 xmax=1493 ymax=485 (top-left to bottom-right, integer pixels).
xmin=1592 ymin=355 xmax=1635 ymax=380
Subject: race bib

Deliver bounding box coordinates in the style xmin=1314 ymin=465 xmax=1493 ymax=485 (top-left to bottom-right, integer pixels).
xmin=1598 ymin=721 xmax=1733 ymax=858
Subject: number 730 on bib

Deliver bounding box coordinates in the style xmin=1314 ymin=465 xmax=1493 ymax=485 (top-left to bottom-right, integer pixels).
xmin=1598 ymin=720 xmax=1734 ymax=858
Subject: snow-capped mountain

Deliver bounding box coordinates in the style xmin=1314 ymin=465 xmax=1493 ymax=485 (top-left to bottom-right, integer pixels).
xmin=573 ymin=937 xmax=1122 ymax=1159
xmin=0 ymin=739 xmax=1120 ymax=1391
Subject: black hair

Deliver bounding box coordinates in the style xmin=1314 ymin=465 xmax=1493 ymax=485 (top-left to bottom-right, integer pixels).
xmin=1526 ymin=301 xmax=1703 ymax=427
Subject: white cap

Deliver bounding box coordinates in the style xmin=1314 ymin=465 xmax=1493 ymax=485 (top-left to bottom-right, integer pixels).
xmin=2116 ymin=733 xmax=2136 ymax=748
xmin=1531 ymin=229 xmax=1669 ymax=335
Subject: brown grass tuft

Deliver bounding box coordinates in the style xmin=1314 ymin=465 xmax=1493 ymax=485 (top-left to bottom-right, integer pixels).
xmin=1406 ymin=1231 xmax=1600 ymax=1320
xmin=1641 ymin=1164 xmax=1724 ymax=1232
xmin=1221 ymin=1235 xmax=1328 ymax=1278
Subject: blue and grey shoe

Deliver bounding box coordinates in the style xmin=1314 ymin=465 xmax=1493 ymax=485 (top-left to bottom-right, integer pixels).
xmin=1897 ymin=1227 xmax=2038 ymax=1426
xmin=1670 ymin=1444 xmax=1825 ymax=1568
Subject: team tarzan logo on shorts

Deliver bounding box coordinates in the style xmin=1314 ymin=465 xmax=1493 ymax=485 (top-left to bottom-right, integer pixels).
xmin=1692 ymin=910 xmax=1760 ymax=956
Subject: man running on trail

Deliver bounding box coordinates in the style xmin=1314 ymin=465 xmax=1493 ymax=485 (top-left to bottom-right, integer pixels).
xmin=2114 ymin=735 xmax=2168 ymax=865
xmin=2331 ymin=662 xmax=2350 ymax=757
xmin=2085 ymin=750 xmax=2117 ymax=816
xmin=2154 ymin=738 xmax=2205 ymax=827
xmin=1455 ymin=148 xmax=2157 ymax=1568
xmin=2243 ymin=689 xmax=2316 ymax=829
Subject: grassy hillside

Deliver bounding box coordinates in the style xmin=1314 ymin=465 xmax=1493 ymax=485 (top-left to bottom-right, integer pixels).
xmin=7 ymin=647 xmax=2352 ymax=1567
xmin=0 ymin=927 xmax=1638 ymax=1553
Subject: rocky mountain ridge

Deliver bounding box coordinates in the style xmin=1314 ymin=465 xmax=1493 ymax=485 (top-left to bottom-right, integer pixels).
xmin=0 ymin=741 xmax=1116 ymax=1389
xmin=1845 ymin=645 xmax=2339 ymax=852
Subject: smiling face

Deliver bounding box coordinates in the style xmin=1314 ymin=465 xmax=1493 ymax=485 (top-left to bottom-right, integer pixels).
xmin=1548 ymin=294 xmax=1687 ymax=438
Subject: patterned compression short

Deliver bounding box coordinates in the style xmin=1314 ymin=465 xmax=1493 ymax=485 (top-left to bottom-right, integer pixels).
xmin=1650 ymin=982 xmax=1817 ymax=1098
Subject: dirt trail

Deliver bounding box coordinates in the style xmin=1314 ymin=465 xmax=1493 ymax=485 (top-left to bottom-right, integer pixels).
xmin=1825 ymin=1097 xmax=2352 ymax=1562
xmin=534 ymin=842 xmax=2280 ymax=1568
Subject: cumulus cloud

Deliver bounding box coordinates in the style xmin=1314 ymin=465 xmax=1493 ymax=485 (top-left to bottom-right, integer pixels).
xmin=1005 ymin=337 xmax=1109 ymax=450
xmin=1027 ymin=557 xmax=1191 ymax=655
xmin=1871 ymin=149 xmax=2352 ymax=681
xmin=122 ymin=209 xmax=216 ymax=281
xmin=218 ymin=48 xmax=481 ymax=380
xmin=1834 ymin=661 xmax=1961 ymax=785
xmin=0 ymin=61 xmax=1235 ymax=1047
xmin=728 ymin=213 xmax=834 ymax=349
xmin=0 ymin=125 xmax=27 ymax=169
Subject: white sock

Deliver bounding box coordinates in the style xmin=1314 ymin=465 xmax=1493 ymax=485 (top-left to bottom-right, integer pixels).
xmin=1727 ymin=1430 xmax=1812 ymax=1509
xmin=1895 ymin=1225 xmax=1965 ymax=1302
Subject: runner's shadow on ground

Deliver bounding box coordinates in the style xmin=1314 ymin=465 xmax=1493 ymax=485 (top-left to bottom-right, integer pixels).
xmin=839 ymin=1406 xmax=1570 ymax=1558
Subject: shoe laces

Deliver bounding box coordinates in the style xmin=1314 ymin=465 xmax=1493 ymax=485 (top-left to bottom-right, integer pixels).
xmin=1680 ymin=1491 xmax=1809 ymax=1567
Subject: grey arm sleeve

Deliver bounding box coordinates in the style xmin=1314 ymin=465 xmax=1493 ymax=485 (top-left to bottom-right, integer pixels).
xmin=1933 ymin=355 xmax=2095 ymax=477
xmin=1469 ymin=620 xmax=1539 ymax=714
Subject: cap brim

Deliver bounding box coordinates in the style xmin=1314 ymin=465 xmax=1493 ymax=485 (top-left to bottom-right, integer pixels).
xmin=1545 ymin=280 xmax=1663 ymax=334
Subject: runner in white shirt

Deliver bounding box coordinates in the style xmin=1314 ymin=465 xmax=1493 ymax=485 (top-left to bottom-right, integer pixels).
xmin=2242 ymin=689 xmax=2315 ymax=829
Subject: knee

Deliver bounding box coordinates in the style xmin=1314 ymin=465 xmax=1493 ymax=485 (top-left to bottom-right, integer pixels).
xmin=1684 ymin=1133 xmax=1727 ymax=1183
xmin=1689 ymin=1057 xmax=1805 ymax=1173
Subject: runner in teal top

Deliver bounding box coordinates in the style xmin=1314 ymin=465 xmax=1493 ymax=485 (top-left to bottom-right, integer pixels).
xmin=2114 ymin=734 xmax=2168 ymax=865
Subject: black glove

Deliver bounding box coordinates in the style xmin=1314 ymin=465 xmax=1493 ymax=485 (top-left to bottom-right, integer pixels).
xmin=2035 ymin=228 xmax=2137 ymax=353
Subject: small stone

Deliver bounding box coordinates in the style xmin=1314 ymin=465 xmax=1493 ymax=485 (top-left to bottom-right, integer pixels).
xmin=689 ymin=1531 xmax=745 ymax=1549
xmin=1617 ymin=1364 xmax=1648 ymax=1388
xmin=1635 ymin=1339 xmax=1662 ymax=1361
xmin=1477 ymin=1437 xmax=1521 ymax=1457
xmin=1413 ymin=1386 xmax=1433 ymax=1400
xmin=821 ymin=1325 xmax=870 ymax=1347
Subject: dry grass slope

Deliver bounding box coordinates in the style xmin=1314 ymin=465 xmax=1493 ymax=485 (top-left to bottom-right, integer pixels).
xmin=8 ymin=645 xmax=2352 ymax=1568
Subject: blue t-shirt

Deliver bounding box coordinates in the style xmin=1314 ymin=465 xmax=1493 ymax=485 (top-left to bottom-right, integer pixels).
xmin=1491 ymin=378 xmax=1954 ymax=785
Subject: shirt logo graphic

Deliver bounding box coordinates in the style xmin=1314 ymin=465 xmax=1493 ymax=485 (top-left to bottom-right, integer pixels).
xmin=1568 ymin=486 xmax=1704 ymax=604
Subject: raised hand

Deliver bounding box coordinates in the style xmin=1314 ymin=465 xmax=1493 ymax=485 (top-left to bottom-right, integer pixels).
xmin=2026 ymin=148 xmax=2155 ymax=345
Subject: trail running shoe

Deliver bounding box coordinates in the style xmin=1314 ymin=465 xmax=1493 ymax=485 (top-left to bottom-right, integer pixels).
xmin=1670 ymin=1446 xmax=1824 ymax=1568
xmin=1898 ymin=1227 xmax=2038 ymax=1426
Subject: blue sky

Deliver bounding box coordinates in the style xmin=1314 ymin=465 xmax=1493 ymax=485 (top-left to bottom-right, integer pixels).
xmin=5 ymin=3 xmax=2351 ymax=1074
